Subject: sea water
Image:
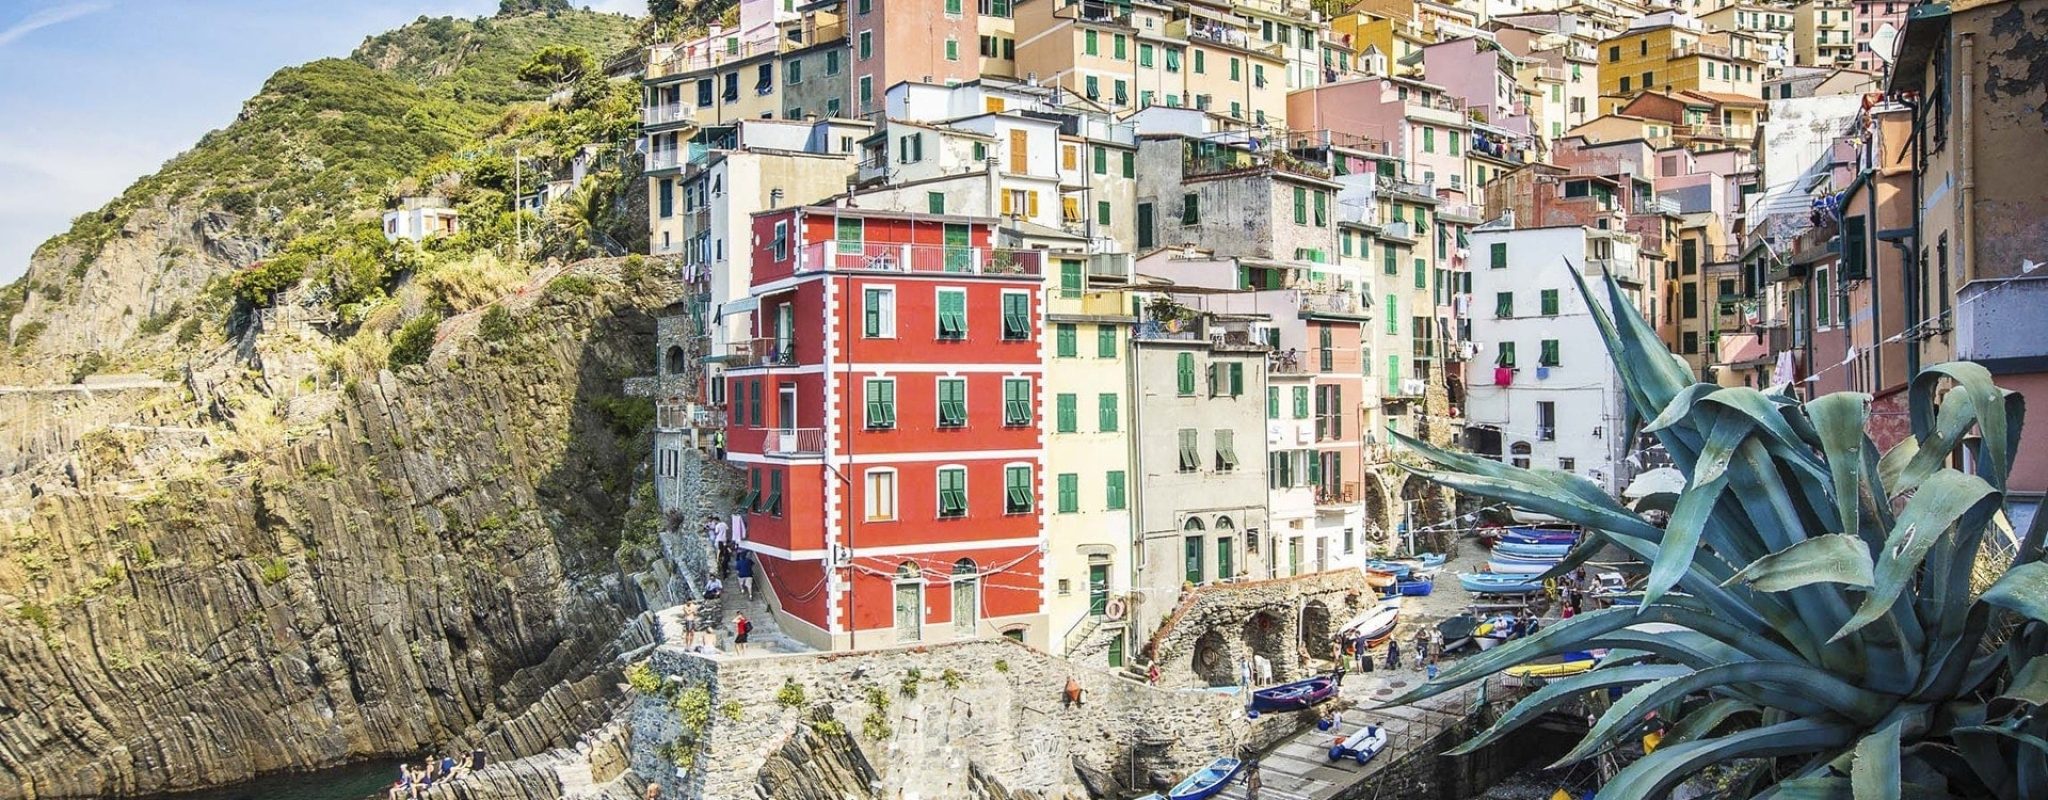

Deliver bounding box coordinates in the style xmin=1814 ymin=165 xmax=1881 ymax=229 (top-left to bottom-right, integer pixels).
xmin=139 ymin=760 xmax=404 ymax=800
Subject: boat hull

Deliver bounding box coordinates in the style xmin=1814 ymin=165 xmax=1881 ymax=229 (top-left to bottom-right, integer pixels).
xmin=1250 ymin=676 xmax=1338 ymax=712
xmin=1169 ymin=758 xmax=1244 ymax=800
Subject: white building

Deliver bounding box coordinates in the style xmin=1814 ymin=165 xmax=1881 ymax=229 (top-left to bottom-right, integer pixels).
xmin=382 ymin=199 xmax=459 ymax=242
xmin=1464 ymin=225 xmax=1639 ymax=494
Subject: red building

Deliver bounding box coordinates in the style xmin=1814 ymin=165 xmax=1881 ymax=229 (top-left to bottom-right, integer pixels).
xmin=724 ymin=206 xmax=1049 ymax=650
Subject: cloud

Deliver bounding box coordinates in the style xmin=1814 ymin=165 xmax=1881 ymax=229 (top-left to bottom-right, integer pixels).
xmin=0 ymin=2 xmax=109 ymax=49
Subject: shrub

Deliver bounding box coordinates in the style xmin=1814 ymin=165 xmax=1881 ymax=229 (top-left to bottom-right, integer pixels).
xmin=624 ymin=660 xmax=662 ymax=695
xmin=258 ymin=557 xmax=289 ymax=585
xmin=775 ymin=678 xmax=807 ymax=709
xmin=478 ymin=305 xmax=518 ymax=342
xmin=13 ymin=320 xmax=46 ymax=348
xmin=136 ymin=302 xmax=183 ymax=336
xmin=861 ymin=709 xmax=891 ymax=741
xmin=940 ymin=668 xmax=962 ymax=690
xmin=592 ymin=394 xmax=653 ymax=436
xmin=69 ymin=352 xmax=108 ymax=383
xmin=174 ymin=317 xmax=203 ymax=344
xmin=230 ymin=256 xmax=307 ymax=306
xmin=720 ymin=700 xmax=743 ymax=722
xmin=545 ymin=273 xmax=597 ymax=298
xmin=388 ymin=313 xmax=443 ymax=368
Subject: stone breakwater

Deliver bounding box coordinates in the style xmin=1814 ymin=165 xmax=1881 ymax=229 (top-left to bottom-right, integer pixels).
xmin=630 ymin=638 xmax=1312 ymax=800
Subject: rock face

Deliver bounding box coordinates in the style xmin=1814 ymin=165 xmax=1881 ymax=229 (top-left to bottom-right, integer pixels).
xmin=0 ymin=263 xmax=677 ymax=799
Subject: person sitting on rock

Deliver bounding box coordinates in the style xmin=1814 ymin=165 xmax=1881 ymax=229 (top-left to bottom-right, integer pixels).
xmin=703 ymin=576 xmax=723 ymax=599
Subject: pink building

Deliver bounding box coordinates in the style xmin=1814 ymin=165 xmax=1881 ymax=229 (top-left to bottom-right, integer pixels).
xmin=1419 ymin=38 xmax=1532 ymax=136
xmin=1289 ymin=76 xmax=1476 ymax=199
xmin=1850 ymin=0 xmax=1909 ymax=74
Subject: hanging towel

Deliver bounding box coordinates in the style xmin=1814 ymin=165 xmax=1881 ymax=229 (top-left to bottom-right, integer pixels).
xmin=1494 ymin=367 xmax=1513 ymax=386
xmin=1535 ymin=366 xmax=1552 ymax=380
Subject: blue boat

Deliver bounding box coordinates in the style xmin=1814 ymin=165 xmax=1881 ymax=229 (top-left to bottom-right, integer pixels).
xmin=1250 ymin=675 xmax=1339 ymax=712
xmin=1364 ymin=559 xmax=1417 ymax=578
xmin=1460 ymin=572 xmax=1544 ymax=594
xmin=1491 ymin=550 xmax=1567 ymax=565
xmin=1390 ymin=552 xmax=1447 ymax=570
xmin=1501 ymin=528 xmax=1578 ymax=546
xmin=1495 ymin=541 xmax=1573 ymax=559
xmin=1393 ymin=576 xmax=1434 ymax=596
xmin=1168 ymin=757 xmax=1244 ymax=800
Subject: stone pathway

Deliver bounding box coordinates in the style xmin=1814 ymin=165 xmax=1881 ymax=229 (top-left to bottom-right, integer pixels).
xmin=653 ymin=581 xmax=812 ymax=658
xmin=1210 ymin=673 xmax=1497 ymax=800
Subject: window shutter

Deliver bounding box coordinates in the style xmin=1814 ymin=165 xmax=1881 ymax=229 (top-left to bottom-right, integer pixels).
xmin=1293 ymin=386 xmax=1309 ymax=419
xmin=1099 ymin=393 xmax=1118 ymax=431
xmin=1057 ymin=393 xmax=1077 ymax=433
xmin=1266 ymin=387 xmax=1279 ymax=419
xmin=1229 ymin=362 xmax=1243 ymax=396
xmin=1496 ymin=292 xmax=1513 ymax=318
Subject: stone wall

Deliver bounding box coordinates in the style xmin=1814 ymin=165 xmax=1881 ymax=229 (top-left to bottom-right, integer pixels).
xmin=633 ymin=638 xmax=1301 ymax=800
xmin=1339 ymin=697 xmax=1578 ymax=800
xmin=1141 ymin=568 xmax=1377 ymax=689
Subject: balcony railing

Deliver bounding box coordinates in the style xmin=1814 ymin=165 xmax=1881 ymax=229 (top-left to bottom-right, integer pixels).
xmin=1633 ymin=196 xmax=1681 ymax=215
xmin=1671 ymin=42 xmax=1734 ymax=59
xmin=1267 ymin=350 xmax=1311 ymax=375
xmin=1316 ymin=481 xmax=1359 ymax=507
xmin=762 ymin=427 xmax=826 ymax=456
xmin=1437 ymin=201 xmax=1484 ymax=222
xmin=723 ymin=337 xmax=798 ymax=368
xmin=1183 ymin=142 xmax=1333 ymax=182
xmin=643 ymin=104 xmax=695 ymax=127
xmin=1070 ymin=0 xmax=1133 ymax=25
xmin=1298 ymin=290 xmax=1366 ymax=317
xmin=793 ymin=241 xmax=1044 ymax=276
xmin=1380 ymin=176 xmax=1435 ymax=199
xmin=646 ymin=149 xmax=686 ymax=171
xmin=1379 ymin=221 xmax=1416 ymax=240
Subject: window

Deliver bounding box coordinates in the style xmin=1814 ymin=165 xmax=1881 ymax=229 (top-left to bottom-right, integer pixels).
xmin=865 ymin=469 xmax=897 ymax=521
xmin=1085 ymin=76 xmax=1100 ymax=100
xmin=1165 ymin=47 xmax=1181 ymax=72
xmin=927 ymin=191 xmax=945 ymax=214
xmin=1384 ymin=250 xmax=1397 ymax=275
xmin=863 ymin=286 xmax=895 ymax=337
xmin=1177 ymin=428 xmax=1199 ymax=472
xmin=1184 ymin=524 xmax=1205 ymax=584
xmin=1002 ymin=292 xmax=1030 ymax=340
xmin=1495 ymin=291 xmax=1514 ymax=318
xmin=1423 ymin=127 xmax=1435 ymax=153
xmin=938 ymin=289 xmax=967 ymax=339
xmin=1004 ymin=466 xmax=1033 ymax=513
xmin=1540 ymin=339 xmax=1561 ymax=367
xmin=1097 ymin=325 xmax=1116 ymax=358
xmin=1490 ymin=241 xmax=1507 ymax=269
xmin=1609 ymin=45 xmax=1620 ymax=62
xmin=1385 ymin=295 xmax=1398 ymax=334
xmin=824 ymin=50 xmax=840 ymax=75
xmin=1214 ymin=429 xmax=1238 ymax=471
xmin=1176 ymin=352 xmax=1197 ymax=395
xmin=1816 ymin=267 xmax=1832 ymax=326
xmin=1139 ymin=43 xmax=1154 ymax=67
xmin=1266 ymin=387 xmax=1280 ymax=420
xmin=1003 ymin=378 xmax=1031 ymax=426
xmin=1450 ymin=131 xmax=1462 ymax=155
xmin=1318 ymin=326 xmax=1334 ymax=371
xmin=945 ymin=37 xmax=959 ymax=61
xmin=1210 ymin=361 xmax=1244 ymax=396
xmin=1314 ymin=193 xmax=1327 ymax=227
xmin=938 ymin=378 xmax=967 ymax=428
xmin=743 ymin=468 xmax=760 ymax=511
xmin=1122 ymin=151 xmax=1135 ymax=178
xmin=1056 ymin=393 xmax=1077 ymax=433
xmin=1541 ymin=289 xmax=1560 ymax=316
xmin=1620 ymin=76 xmax=1631 ymax=93
xmin=1559 ymin=457 xmax=1576 ymax=472
xmin=1084 ymin=30 xmax=1098 ymax=55
xmin=1683 ymin=331 xmax=1700 ymax=354
xmin=1293 ymin=187 xmax=1308 ymax=225
xmin=1097 ymin=201 xmax=1111 ymax=226
xmin=1055 ymin=323 xmax=1078 ymax=357
xmin=1537 ymin=401 xmax=1557 ymax=441
xmin=859 ymin=30 xmax=872 ymax=60
xmin=1057 ymin=473 xmax=1079 ymax=513
xmin=1497 ymin=341 xmax=1517 ymax=368
xmin=1105 ymin=471 xmax=1127 ymax=509
xmin=1682 ymin=282 xmax=1699 ymax=319
xmin=1193 ymin=49 xmax=1205 ymax=73
xmin=1098 ymin=393 xmax=1119 ymax=432
xmin=1292 ymin=386 xmax=1310 ymax=419
xmin=938 ymin=467 xmax=968 ymax=517
xmin=1114 ymin=34 xmax=1127 ymax=60
xmin=1415 ymin=258 xmax=1427 ymax=289
xmin=865 ymin=379 xmax=896 ymax=429
xmin=1182 ymin=193 xmax=1200 ymax=223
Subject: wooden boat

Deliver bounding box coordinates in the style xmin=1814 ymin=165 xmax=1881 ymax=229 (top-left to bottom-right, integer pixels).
xmin=1338 ymin=600 xmax=1402 ymax=642
xmin=1436 ymin=613 xmax=1479 ymax=652
xmin=1486 ymin=559 xmax=1556 ymax=575
xmin=1389 ymin=553 xmax=1448 ymax=570
xmin=1472 ymin=615 xmax=1518 ymax=650
xmin=1393 ymin=576 xmax=1434 ymax=596
xmin=1501 ymin=528 xmax=1579 ymax=546
xmin=1495 ymin=541 xmax=1573 ymax=559
xmin=1460 ymin=572 xmax=1544 ymax=594
xmin=1327 ymin=723 xmax=1391 ymax=765
xmin=1364 ymin=559 xmax=1416 ymax=578
xmin=1362 ymin=568 xmax=1398 ymax=589
xmin=1168 ymin=757 xmax=1243 ymax=800
xmin=1250 ymin=674 xmax=1339 ymax=712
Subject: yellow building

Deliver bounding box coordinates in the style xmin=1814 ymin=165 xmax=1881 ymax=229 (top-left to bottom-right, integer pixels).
xmin=1043 ymin=279 xmax=1139 ymax=664
xmin=1330 ymin=11 xmax=1431 ymax=74
xmin=1012 ymin=0 xmax=1288 ymax=125
xmin=1596 ymin=20 xmax=1765 ymax=101
xmin=1792 ymin=0 xmax=1855 ymax=67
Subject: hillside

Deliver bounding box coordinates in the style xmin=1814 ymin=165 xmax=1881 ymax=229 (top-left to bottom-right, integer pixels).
xmin=0 ymin=4 xmax=727 ymax=797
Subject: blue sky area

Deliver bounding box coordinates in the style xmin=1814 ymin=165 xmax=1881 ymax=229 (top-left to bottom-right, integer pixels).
xmin=0 ymin=0 xmax=642 ymax=282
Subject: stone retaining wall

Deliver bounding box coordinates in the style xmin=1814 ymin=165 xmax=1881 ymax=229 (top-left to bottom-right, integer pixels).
xmin=1142 ymin=569 xmax=1378 ymax=689
xmin=632 ymin=638 xmax=1309 ymax=800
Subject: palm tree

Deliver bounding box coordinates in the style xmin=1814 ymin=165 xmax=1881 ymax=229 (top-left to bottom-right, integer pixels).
xmin=1387 ymin=267 xmax=2048 ymax=799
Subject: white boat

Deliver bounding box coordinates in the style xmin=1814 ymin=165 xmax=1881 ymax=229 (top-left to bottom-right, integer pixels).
xmin=1338 ymin=599 xmax=1402 ymax=642
xmin=1327 ymin=723 xmax=1390 ymax=764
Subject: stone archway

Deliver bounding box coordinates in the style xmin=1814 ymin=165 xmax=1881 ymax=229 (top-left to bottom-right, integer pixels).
xmin=1191 ymin=628 xmax=1234 ymax=687
xmin=1242 ymin=610 xmax=1293 ymax=682
xmin=1300 ymin=600 xmax=1334 ymax=661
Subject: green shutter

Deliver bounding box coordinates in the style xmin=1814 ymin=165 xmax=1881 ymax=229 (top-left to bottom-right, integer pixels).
xmin=939 ymin=379 xmax=966 ymax=427
xmin=1057 ymin=393 xmax=1077 ymax=433
xmin=1099 ymin=393 xmax=1119 ymax=431
xmin=1385 ymin=295 xmax=1398 ymax=334
xmin=1057 ymin=473 xmax=1079 ymax=513
xmin=1003 ymin=379 xmax=1030 ymax=425
xmin=1497 ymin=342 xmax=1517 ymax=368
xmin=1541 ymin=289 xmax=1560 ymax=316
xmin=1059 ymin=260 xmax=1082 ymax=297
xmin=836 ymin=217 xmax=864 ymax=254
xmin=939 ymin=468 xmax=966 ymax=516
xmin=1056 ymin=323 xmax=1077 ymax=357
xmin=1002 ymin=293 xmax=1029 ymax=339
xmin=938 ymin=291 xmax=966 ymax=338
xmin=865 ymin=288 xmax=885 ymax=335
xmin=1215 ymin=429 xmax=1237 ymax=469
xmin=1491 ymin=241 xmax=1507 ymax=269
xmin=1293 ymin=187 xmax=1308 ymax=224
xmin=1383 ymin=250 xmax=1396 ymax=275
xmin=1105 ymin=471 xmax=1126 ymax=509
xmin=927 ymin=192 xmax=945 ymax=214
xmin=1176 ymin=352 xmax=1196 ymax=395
xmin=1293 ymin=386 xmax=1310 ymax=419
xmin=1177 ymin=428 xmax=1199 ymax=471
xmin=1414 ymin=257 xmax=1427 ymax=288
xmin=1496 ymin=292 xmax=1514 ymax=318
xmin=1266 ymin=387 xmax=1279 ymax=419
xmin=1122 ymin=151 xmax=1135 ymax=178
xmin=1097 ymin=201 xmax=1110 ymax=226
xmin=866 ymin=380 xmax=895 ymax=428
xmin=1097 ymin=325 xmax=1116 ymax=358
xmin=1005 ymin=466 xmax=1032 ymax=512
xmin=1228 ymin=362 xmax=1243 ymax=396
xmin=1541 ymin=339 xmax=1561 ymax=367
xmin=1093 ymin=147 xmax=1107 ymax=174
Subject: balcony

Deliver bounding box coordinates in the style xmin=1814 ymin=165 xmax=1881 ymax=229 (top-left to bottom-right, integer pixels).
xmin=855 ymin=157 xmax=887 ymax=185
xmin=1316 ymin=481 xmax=1359 ymax=508
xmin=1085 ymin=251 xmax=1133 ymax=282
xmin=1633 ymin=196 xmax=1681 ymax=215
xmin=1069 ymin=0 xmax=1133 ymax=25
xmin=1182 ymin=141 xmax=1333 ymax=182
xmin=643 ymin=104 xmax=695 ymax=128
xmin=1436 ymin=201 xmax=1484 ymax=223
xmin=1297 ymin=290 xmax=1367 ymax=318
xmin=1169 ymin=17 xmax=1283 ymax=58
xmin=1234 ymin=0 xmax=1312 ymax=17
xmin=721 ymin=337 xmax=799 ymax=368
xmin=1671 ymin=41 xmax=1734 ymax=59
xmin=761 ymin=427 xmax=826 ymax=457
xmin=1380 ymin=176 xmax=1436 ymax=199
xmin=793 ymin=241 xmax=1045 ymax=276
xmin=1267 ymin=349 xmax=1311 ymax=375
xmin=1379 ymin=221 xmax=1416 ymax=241
xmin=646 ymin=149 xmax=686 ymax=172
xmin=645 ymin=23 xmax=846 ymax=81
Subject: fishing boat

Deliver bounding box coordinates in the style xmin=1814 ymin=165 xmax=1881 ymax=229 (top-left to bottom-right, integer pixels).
xmin=1490 ymin=549 xmax=1567 ymax=566
xmin=1459 ymin=572 xmax=1544 ymax=594
xmin=1436 ymin=613 xmax=1479 ymax=652
xmin=1338 ymin=599 xmax=1402 ymax=642
xmin=1168 ymin=757 xmax=1243 ymax=800
xmin=1362 ymin=568 xmax=1398 ymax=589
xmin=1388 ymin=553 xmax=1447 ymax=570
xmin=1363 ymin=559 xmax=1417 ymax=578
xmin=1500 ymin=528 xmax=1579 ymax=546
xmin=1591 ymin=572 xmax=1629 ymax=596
xmin=1327 ymin=723 xmax=1391 ymax=765
xmin=1485 ymin=559 xmax=1558 ymax=575
xmin=1249 ymin=674 xmax=1339 ymax=712
xmin=1494 ymin=541 xmax=1573 ymax=559
xmin=1472 ymin=615 xmax=1518 ymax=650
xmin=1504 ymin=651 xmax=1601 ymax=685
xmin=1392 ymin=576 xmax=1434 ymax=596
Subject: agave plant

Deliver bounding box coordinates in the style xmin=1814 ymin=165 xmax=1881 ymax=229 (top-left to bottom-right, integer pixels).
xmin=1387 ymin=270 xmax=2048 ymax=799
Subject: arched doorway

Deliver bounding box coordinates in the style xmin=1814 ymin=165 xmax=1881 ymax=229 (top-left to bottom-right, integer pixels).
xmin=664 ymin=345 xmax=686 ymax=375
xmin=1361 ymin=473 xmax=1394 ymax=544
xmin=1242 ymin=610 xmax=1290 ymax=682
xmin=893 ymin=561 xmax=923 ymax=642
xmin=1192 ymin=628 xmax=1234 ymax=687
xmin=951 ymin=558 xmax=979 ymax=637
xmin=1300 ymin=600 xmax=1334 ymax=661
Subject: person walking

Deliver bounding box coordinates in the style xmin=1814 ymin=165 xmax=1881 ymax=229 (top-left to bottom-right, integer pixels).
xmin=735 ymin=550 xmax=755 ymax=598
xmin=733 ymin=612 xmax=752 ymax=654
xmin=1384 ymin=638 xmax=1402 ymax=671
xmin=712 ymin=429 xmax=725 ymax=460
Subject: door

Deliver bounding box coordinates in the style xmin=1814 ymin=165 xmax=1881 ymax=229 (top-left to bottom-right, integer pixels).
xmin=776 ymin=385 xmax=797 ymax=449
xmin=774 ymin=304 xmax=795 ymax=362
xmin=1289 ymin=537 xmax=1302 ymax=576
xmin=1217 ymin=537 xmax=1234 ymax=581
xmin=1009 ymin=129 xmax=1029 ymax=175
xmin=1107 ymin=632 xmax=1125 ymax=668
xmin=944 ymin=223 xmax=972 ymax=272
xmin=894 ymin=580 xmax=922 ymax=642
xmin=1087 ymin=563 xmax=1109 ymax=616
xmin=952 ymin=576 xmax=978 ymax=636
xmin=1316 ymin=537 xmax=1329 ymax=574
xmin=1136 ymin=202 xmax=1155 ymax=249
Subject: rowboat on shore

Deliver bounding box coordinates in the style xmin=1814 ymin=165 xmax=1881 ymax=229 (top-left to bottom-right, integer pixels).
xmin=1249 ymin=675 xmax=1339 ymax=712
xmin=1168 ymin=758 xmax=1244 ymax=800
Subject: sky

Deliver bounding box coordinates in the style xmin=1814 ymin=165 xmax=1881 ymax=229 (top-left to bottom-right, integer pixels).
xmin=0 ymin=0 xmax=645 ymax=283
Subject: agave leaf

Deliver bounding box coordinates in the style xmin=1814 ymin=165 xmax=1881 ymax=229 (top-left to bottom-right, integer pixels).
xmin=1998 ymin=656 xmax=2048 ymax=707
xmin=1809 ymin=393 xmax=1877 ymax=547
xmin=2016 ymin=492 xmax=2048 ymax=567
xmin=1852 ymin=718 xmax=1904 ymax=800
xmin=1594 ymin=717 xmax=1858 ymax=800
xmin=1894 ymin=390 xmax=1980 ymax=496
xmin=1954 ymin=723 xmax=2048 ymax=757
xmin=1559 ymin=662 xmax=1890 ymax=766
xmin=1728 ymin=534 xmax=1876 ymax=591
xmin=1765 ymin=777 xmax=1854 ymax=800
xmin=1833 ymin=469 xmax=2001 ymax=643
xmin=1443 ymin=664 xmax=1691 ymax=756
xmin=1980 ymin=561 xmax=2048 ymax=624
xmin=1910 ymin=362 xmax=2016 ymax=490
xmin=1878 ymin=436 xmax=1918 ymax=498
xmin=1661 ymin=698 xmax=1757 ymax=746
xmin=1647 ymin=412 xmax=1748 ymax=604
xmin=1645 ymin=382 xmax=1722 ymax=432
xmin=1538 ymin=529 xmax=1612 ymax=581
xmin=1698 ymin=387 xmax=1830 ymax=479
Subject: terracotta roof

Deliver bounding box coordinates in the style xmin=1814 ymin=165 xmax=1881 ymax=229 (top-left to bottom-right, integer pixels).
xmin=1678 ymin=89 xmax=1770 ymax=107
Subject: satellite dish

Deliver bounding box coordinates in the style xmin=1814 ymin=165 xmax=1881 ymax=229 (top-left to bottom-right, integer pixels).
xmin=1871 ymin=23 xmax=1900 ymax=64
